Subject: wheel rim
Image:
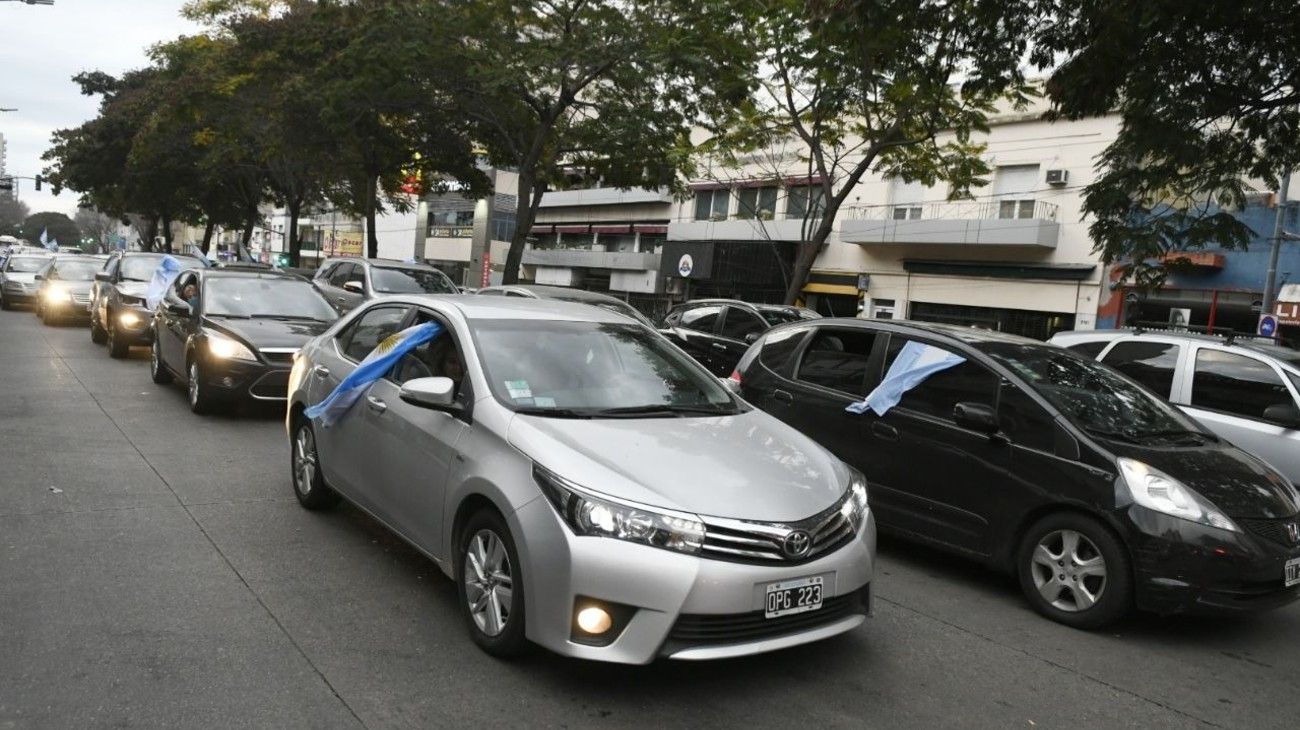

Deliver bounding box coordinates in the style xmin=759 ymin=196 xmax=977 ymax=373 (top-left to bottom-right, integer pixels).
xmin=188 ymin=363 xmax=200 ymax=407
xmin=1030 ymin=529 xmax=1107 ymax=612
xmin=464 ymin=529 xmax=513 ymax=637
xmin=293 ymin=425 xmax=316 ymax=496
xmin=107 ymin=322 xmax=116 ymax=350
xmin=150 ymin=341 xmax=160 ymax=376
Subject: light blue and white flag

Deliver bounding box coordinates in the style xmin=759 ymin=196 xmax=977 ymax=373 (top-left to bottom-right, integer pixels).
xmin=47 ymin=238 xmax=59 ymax=252
xmin=305 ymin=321 xmax=445 ymax=428
xmin=39 ymin=228 xmax=48 ymax=247
xmin=187 ymin=243 xmax=213 ymax=266
xmin=846 ymin=341 xmax=966 ymax=416
xmin=145 ymin=255 xmax=186 ymax=311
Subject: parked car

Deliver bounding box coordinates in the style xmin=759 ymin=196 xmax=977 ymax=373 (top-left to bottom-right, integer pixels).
xmin=312 ymin=258 xmax=458 ymax=313
xmin=287 ymin=296 xmax=875 ymax=663
xmin=0 ymin=253 xmax=52 ymax=310
xmin=150 ymin=268 xmax=338 ymax=413
xmin=1050 ymin=328 xmax=1300 ymax=487
xmin=34 ymin=255 xmax=108 ymax=325
xmin=659 ymin=299 xmax=818 ymax=376
xmin=735 ymin=318 xmax=1300 ymax=627
xmin=475 ymin=284 xmax=654 ymax=327
xmin=91 ymin=251 xmax=207 ymax=357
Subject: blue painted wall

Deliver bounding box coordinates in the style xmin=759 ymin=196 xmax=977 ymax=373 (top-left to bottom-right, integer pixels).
xmin=1165 ymin=203 xmax=1300 ymax=292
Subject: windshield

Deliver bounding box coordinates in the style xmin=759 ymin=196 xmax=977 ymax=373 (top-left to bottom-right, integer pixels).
xmin=51 ymin=260 xmax=102 ymax=281
xmin=474 ymin=320 xmax=738 ymax=416
xmin=6 ymin=257 xmax=47 ymax=273
xmin=1246 ymin=344 xmax=1300 ymax=366
xmin=121 ymin=254 xmax=202 ymax=282
xmin=984 ymin=343 xmax=1204 ymax=441
xmin=552 ymin=296 xmax=649 ymax=325
xmin=371 ymin=266 xmax=457 ymax=294
xmin=204 ymin=277 xmax=338 ymax=320
xmin=756 ymin=306 xmax=806 ymax=326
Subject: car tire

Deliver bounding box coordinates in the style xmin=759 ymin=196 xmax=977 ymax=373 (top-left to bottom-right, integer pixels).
xmin=456 ymin=509 xmax=528 ymax=658
xmin=150 ymin=338 xmax=173 ymax=384
xmin=91 ymin=309 xmax=108 ymax=344
xmin=41 ymin=306 xmax=56 ymax=326
xmin=187 ymin=359 xmax=219 ymax=415
xmin=0 ymin=293 xmax=9 ymax=311
xmin=290 ymin=418 xmax=341 ymax=510
xmin=1016 ymin=512 xmax=1132 ymax=629
xmin=107 ymin=319 xmax=129 ymax=358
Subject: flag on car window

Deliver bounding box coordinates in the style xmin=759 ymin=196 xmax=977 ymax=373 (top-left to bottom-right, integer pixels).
xmin=305 ymin=321 xmax=445 ymax=428
xmin=846 ymin=341 xmax=965 ymax=417
xmin=144 ymin=255 xmax=186 ymax=311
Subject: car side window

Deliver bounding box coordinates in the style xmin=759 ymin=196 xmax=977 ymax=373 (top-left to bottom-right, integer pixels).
xmin=347 ymin=265 xmax=367 ymax=290
xmin=328 ymin=263 xmax=355 ymax=287
xmin=720 ymin=306 xmax=768 ymax=341
xmin=316 ymin=262 xmax=337 ymax=281
xmin=795 ymin=328 xmax=876 ymax=395
xmin=1065 ymin=340 xmax=1108 ymax=359
xmin=883 ymin=337 xmax=998 ymax=421
xmin=339 ymin=306 xmax=408 ymax=362
xmin=758 ymin=327 xmax=810 ymax=377
xmin=1101 ymin=341 xmax=1181 ymax=398
xmin=678 ymin=305 xmax=721 ymax=333
xmin=1191 ymin=349 xmax=1294 ymax=422
xmin=998 ymin=382 xmax=1055 ymax=452
xmin=391 ymin=309 xmax=468 ymax=398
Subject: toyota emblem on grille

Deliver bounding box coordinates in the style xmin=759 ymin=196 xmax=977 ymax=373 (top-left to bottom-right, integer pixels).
xmin=782 ymin=530 xmax=812 ymax=559
xmin=1286 ymin=522 xmax=1300 ymax=544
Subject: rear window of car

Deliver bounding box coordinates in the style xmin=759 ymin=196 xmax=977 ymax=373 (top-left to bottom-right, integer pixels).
xmin=757 ymin=327 xmax=809 ymax=377
xmin=1100 ymin=340 xmax=1181 ymax=398
xmin=795 ymin=329 xmax=876 ymax=395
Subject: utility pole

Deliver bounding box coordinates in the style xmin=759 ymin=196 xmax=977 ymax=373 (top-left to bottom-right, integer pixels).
xmin=1262 ymin=168 xmax=1293 ymax=317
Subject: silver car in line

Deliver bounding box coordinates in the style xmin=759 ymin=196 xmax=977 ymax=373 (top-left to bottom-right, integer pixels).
xmin=286 ymin=295 xmax=875 ymax=664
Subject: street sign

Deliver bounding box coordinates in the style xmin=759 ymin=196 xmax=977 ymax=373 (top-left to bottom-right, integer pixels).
xmin=1276 ymin=301 xmax=1300 ymax=326
xmin=1258 ymin=313 xmax=1279 ymax=337
xmin=677 ymin=254 xmax=694 ymax=277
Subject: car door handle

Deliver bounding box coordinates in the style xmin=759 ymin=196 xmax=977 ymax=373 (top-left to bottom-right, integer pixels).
xmin=366 ymin=396 xmax=387 ymax=413
xmin=312 ymin=365 xmax=331 ymax=378
xmin=335 ymin=296 xmax=347 ymax=302
xmin=772 ymin=389 xmax=793 ymax=404
xmin=871 ymin=422 xmax=900 ymax=442
xmin=710 ymin=342 xmax=728 ymax=350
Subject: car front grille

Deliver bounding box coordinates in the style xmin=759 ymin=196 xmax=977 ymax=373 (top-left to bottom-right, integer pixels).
xmin=260 ymin=349 xmax=298 ymax=365
xmin=1238 ymin=516 xmax=1300 ymax=547
xmin=699 ymin=491 xmax=857 ymax=565
xmin=71 ymin=293 xmax=91 ymax=305
xmin=664 ymin=587 xmax=867 ymax=649
xmin=248 ymin=370 xmax=291 ymax=400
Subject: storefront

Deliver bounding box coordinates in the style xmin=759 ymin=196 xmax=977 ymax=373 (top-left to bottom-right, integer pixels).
xmin=659 ymin=239 xmax=797 ymax=305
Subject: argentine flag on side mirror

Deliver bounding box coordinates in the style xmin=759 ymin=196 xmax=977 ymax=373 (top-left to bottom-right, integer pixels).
xmin=306 ymin=321 xmax=445 ymax=428
xmin=145 ymin=255 xmax=186 ymax=311
xmin=846 ymin=341 xmax=965 ymax=417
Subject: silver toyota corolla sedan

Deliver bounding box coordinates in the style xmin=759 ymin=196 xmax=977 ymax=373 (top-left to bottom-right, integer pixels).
xmin=286 ymin=295 xmax=875 ymax=664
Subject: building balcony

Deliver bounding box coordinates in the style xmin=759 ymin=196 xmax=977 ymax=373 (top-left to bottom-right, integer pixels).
xmin=839 ymin=200 xmax=1060 ymax=248
xmin=538 ymin=187 xmax=674 ymax=208
xmin=667 ymin=217 xmax=816 ymax=242
xmin=521 ymin=248 xmax=660 ymax=271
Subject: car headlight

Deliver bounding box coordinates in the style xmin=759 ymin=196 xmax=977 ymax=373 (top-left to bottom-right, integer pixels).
xmin=44 ymin=283 xmax=70 ymax=301
xmin=118 ymin=310 xmax=142 ymax=328
xmin=205 ymin=331 xmax=258 ymax=362
xmin=840 ymin=468 xmax=870 ymax=533
xmin=1117 ymin=458 xmax=1239 ymax=532
xmin=534 ymin=464 xmax=705 ymax=555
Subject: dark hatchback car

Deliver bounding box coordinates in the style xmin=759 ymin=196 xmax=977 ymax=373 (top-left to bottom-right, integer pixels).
xmin=91 ymin=251 xmax=207 ymax=357
xmin=660 ymin=299 xmax=818 ymax=377
xmin=35 ymin=255 xmax=107 ymax=325
xmin=735 ymin=318 xmax=1300 ymax=627
xmin=312 ymin=258 xmax=458 ymax=313
xmin=150 ymin=268 xmax=338 ymax=413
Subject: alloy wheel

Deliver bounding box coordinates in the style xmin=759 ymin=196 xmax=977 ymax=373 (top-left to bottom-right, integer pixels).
xmin=293 ymin=425 xmax=316 ymax=497
xmin=1030 ymin=529 xmax=1107 ymax=612
xmin=150 ymin=341 xmax=160 ymax=376
xmin=463 ymin=529 xmax=514 ymax=637
xmin=188 ymin=362 xmax=200 ymax=408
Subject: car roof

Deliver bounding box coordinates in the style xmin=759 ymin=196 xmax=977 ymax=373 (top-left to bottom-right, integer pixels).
xmin=1051 ymin=326 xmax=1296 ymax=354
xmin=384 ymin=293 xmax=633 ymax=323
xmin=492 ymin=284 xmax=629 ymax=304
xmin=675 ymin=298 xmax=759 ymax=309
xmin=197 ymin=268 xmax=301 ymax=281
xmin=784 ymin=317 xmax=1045 ymax=348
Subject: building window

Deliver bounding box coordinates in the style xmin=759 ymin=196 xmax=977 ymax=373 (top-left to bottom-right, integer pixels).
xmin=786 ymin=185 xmax=825 ymax=220
xmin=601 ymin=234 xmax=638 ymax=253
xmin=693 ymin=189 xmax=730 ymax=221
xmin=531 ymin=233 xmax=558 ymax=250
xmin=736 ymin=186 xmax=778 ymax=220
xmin=870 ymin=298 xmax=896 ymax=319
xmin=892 ymin=207 xmax=923 ymax=220
xmin=993 ymin=164 xmax=1040 ymax=219
xmin=889 ymin=177 xmax=927 ymax=220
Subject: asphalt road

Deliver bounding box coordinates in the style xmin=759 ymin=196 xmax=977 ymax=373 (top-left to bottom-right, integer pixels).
xmin=1 ymin=307 xmax=1297 ymax=730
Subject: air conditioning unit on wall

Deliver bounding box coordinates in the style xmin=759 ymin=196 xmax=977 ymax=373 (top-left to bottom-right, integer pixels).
xmin=1045 ymin=169 xmax=1069 ymax=186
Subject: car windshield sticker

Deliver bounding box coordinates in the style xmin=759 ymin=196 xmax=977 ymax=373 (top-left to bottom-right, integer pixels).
xmin=532 ymin=396 xmax=556 ymax=408
xmin=505 ymin=380 xmax=532 ymax=399
xmin=306 ymin=322 xmax=444 ymax=427
xmin=846 ymin=341 xmax=965 ymax=416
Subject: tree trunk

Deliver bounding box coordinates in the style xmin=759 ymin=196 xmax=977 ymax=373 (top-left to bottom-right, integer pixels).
xmin=200 ymin=220 xmax=216 ymax=255
xmin=287 ymin=197 xmax=302 ymax=267
xmin=142 ymin=216 xmax=159 ymax=252
xmin=781 ymin=214 xmax=837 ymax=305
xmin=365 ymin=175 xmax=379 ymax=259
xmin=503 ymin=164 xmax=544 ymax=285
xmin=240 ymin=208 xmax=256 ymax=261
xmin=160 ymin=212 xmax=173 ymax=253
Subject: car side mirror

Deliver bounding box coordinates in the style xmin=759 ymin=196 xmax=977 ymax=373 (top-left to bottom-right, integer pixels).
xmin=343 ymin=281 xmax=364 ymax=294
xmin=95 ymin=272 xmax=111 ymax=282
xmin=33 ymin=274 xmax=44 ymax=281
xmin=744 ymin=332 xmax=761 ymax=344
xmin=399 ymin=376 xmax=459 ymax=410
xmin=953 ymin=402 xmax=1000 ymax=435
xmin=1263 ymin=403 xmax=1300 ymax=428
xmin=166 ymin=301 xmax=191 ymax=316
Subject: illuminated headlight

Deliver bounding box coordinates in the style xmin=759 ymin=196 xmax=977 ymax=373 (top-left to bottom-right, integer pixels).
xmin=1117 ymin=458 xmax=1239 ymax=532
xmin=840 ymin=468 xmax=870 ymax=532
xmin=535 ymin=465 xmax=704 ymax=555
xmin=118 ymin=311 xmax=142 ymax=328
xmin=205 ymin=331 xmax=257 ymax=362
xmin=44 ymin=283 xmax=70 ymax=302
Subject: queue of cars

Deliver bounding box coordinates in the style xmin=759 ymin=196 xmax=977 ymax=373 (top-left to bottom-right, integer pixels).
xmin=4 ymin=247 xmax=1297 ymax=663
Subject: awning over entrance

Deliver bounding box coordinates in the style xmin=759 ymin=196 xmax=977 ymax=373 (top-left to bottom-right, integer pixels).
xmin=801 ymin=271 xmax=860 ymax=296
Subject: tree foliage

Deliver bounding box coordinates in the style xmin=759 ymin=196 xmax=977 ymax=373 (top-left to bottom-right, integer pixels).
xmin=0 ymin=197 xmax=30 ymax=238
xmin=22 ymin=212 xmax=80 ymax=249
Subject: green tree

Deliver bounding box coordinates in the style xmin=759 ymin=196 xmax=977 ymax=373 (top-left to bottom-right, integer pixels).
xmin=711 ymin=0 xmax=1038 ymax=304
xmin=0 ymin=196 xmax=30 ymax=238
xmin=1035 ymin=0 xmax=1300 ymax=288
xmin=22 ymin=212 xmax=81 ymax=249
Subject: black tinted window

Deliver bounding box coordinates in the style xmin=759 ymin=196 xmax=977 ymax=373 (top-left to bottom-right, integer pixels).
xmin=720 ymin=307 xmax=767 ymax=341
xmin=999 ymin=382 xmax=1055 ymax=452
xmin=884 ymin=337 xmax=997 ymax=421
xmin=1065 ymin=340 xmax=1108 ymax=359
xmin=1192 ymin=350 xmax=1293 ymax=421
xmin=797 ymin=329 xmax=876 ymax=395
xmin=758 ymin=327 xmax=809 ymax=376
xmin=341 ymin=306 xmax=408 ymax=361
xmin=679 ymin=305 xmax=721 ymax=333
xmin=328 ymin=263 xmax=356 ymax=287
xmin=1101 ymin=341 xmax=1180 ymax=397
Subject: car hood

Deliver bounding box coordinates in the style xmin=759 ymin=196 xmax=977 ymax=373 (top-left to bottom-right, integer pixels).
xmin=205 ymin=316 xmax=333 ymax=350
xmin=1109 ymin=441 xmax=1300 ymax=519
xmin=48 ymin=280 xmax=93 ymax=294
xmin=5 ymin=273 xmax=37 ymax=284
xmin=116 ymin=281 xmax=149 ymax=299
xmin=507 ymin=409 xmax=848 ymax=522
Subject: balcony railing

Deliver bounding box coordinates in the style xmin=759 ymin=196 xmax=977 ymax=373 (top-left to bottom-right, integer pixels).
xmin=845 ymin=199 xmax=1059 ymax=222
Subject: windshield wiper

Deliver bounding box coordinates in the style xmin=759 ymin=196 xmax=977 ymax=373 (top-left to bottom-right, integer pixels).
xmin=513 ymin=407 xmax=594 ymax=419
xmin=590 ymin=403 xmax=733 ymax=417
xmin=1083 ymin=427 xmax=1141 ymax=444
xmin=1134 ymin=429 xmax=1213 ymax=444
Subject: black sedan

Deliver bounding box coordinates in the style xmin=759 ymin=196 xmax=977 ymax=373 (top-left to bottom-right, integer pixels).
xmin=735 ymin=318 xmax=1300 ymax=627
xmin=150 ymin=268 xmax=338 ymax=414
xmin=91 ymin=251 xmax=206 ymax=357
xmin=659 ymin=299 xmax=814 ymax=376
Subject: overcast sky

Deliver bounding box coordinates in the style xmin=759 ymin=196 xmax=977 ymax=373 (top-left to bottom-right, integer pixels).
xmin=1 ymin=1 xmax=198 ymax=217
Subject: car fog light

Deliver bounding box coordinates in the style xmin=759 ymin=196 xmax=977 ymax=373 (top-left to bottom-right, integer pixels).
xmin=576 ymin=606 xmax=612 ymax=635
xmin=119 ymin=311 xmax=141 ymax=327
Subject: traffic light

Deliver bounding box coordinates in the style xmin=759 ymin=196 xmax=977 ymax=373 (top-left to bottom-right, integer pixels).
xmin=274 ymin=253 xmax=289 ymax=268
xmin=34 ymin=175 xmax=42 ymax=191
xmin=0 ymin=177 xmax=13 ymax=191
